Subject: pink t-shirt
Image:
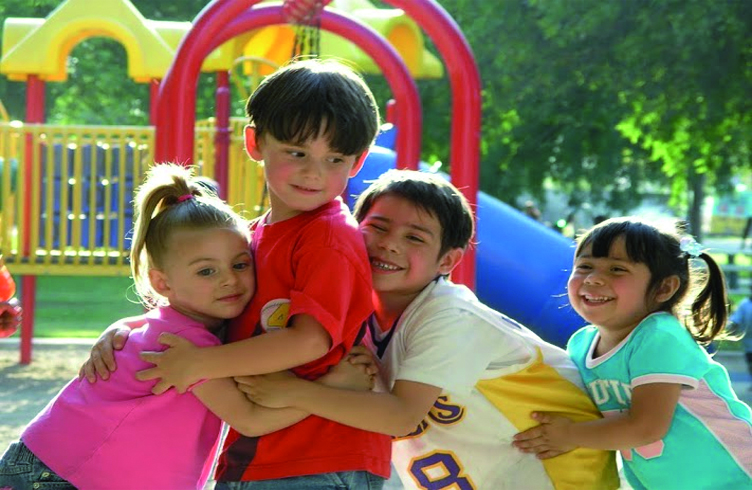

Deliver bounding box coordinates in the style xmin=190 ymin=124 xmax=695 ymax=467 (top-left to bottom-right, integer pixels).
xmin=22 ymin=307 xmax=222 ymax=490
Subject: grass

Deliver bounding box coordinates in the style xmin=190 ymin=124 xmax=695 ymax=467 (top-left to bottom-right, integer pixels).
xmin=16 ymin=240 xmax=750 ymax=340
xmin=22 ymin=275 xmax=144 ymax=338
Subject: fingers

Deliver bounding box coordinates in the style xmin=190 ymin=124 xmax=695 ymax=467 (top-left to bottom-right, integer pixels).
xmin=513 ymin=426 xmax=543 ymax=442
xmin=531 ymin=412 xmax=553 ymax=423
xmin=139 ymin=351 xmax=161 ymax=367
xmin=135 ymin=366 xmax=160 ymax=382
xmin=78 ymin=360 xmax=95 ymax=382
xmin=349 ymin=345 xmax=369 ymax=356
xmin=536 ymin=449 xmax=566 ymax=460
xmin=157 ymin=332 xmax=183 ymax=347
xmin=91 ymin=347 xmax=114 ymax=380
xmin=151 ymin=380 xmax=172 ymax=395
xmin=111 ymin=327 xmax=132 ymax=350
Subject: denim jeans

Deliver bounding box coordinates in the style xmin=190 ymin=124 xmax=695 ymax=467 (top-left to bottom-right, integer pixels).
xmin=0 ymin=441 xmax=76 ymax=489
xmin=214 ymin=471 xmax=385 ymax=490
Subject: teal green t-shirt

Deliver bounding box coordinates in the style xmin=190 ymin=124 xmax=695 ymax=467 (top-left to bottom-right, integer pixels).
xmin=568 ymin=312 xmax=752 ymax=490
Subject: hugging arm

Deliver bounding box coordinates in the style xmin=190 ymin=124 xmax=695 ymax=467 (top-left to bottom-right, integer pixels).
xmin=513 ymin=383 xmax=682 ymax=458
xmin=137 ymin=313 xmax=331 ymax=394
xmin=78 ymin=315 xmax=147 ymax=382
xmin=193 ymin=378 xmax=308 ymax=436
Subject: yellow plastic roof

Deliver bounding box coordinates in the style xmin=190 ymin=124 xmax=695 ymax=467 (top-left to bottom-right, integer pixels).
xmin=1 ymin=0 xmax=444 ymax=82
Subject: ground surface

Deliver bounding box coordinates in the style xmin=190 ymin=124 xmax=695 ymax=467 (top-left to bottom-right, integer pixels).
xmin=1 ymin=338 xmax=750 ymax=490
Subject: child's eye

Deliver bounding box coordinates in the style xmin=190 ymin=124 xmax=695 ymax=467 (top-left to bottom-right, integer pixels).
xmin=288 ymin=150 xmax=305 ymax=158
xmin=234 ymin=262 xmax=251 ymax=271
xmin=197 ymin=268 xmax=215 ymax=277
xmin=365 ymin=223 xmax=386 ymax=232
xmin=327 ymin=157 xmax=345 ymax=165
xmin=575 ymin=263 xmax=592 ymax=271
xmin=407 ymin=235 xmax=425 ymax=243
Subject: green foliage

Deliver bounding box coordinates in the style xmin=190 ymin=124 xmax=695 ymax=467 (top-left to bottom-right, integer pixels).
xmin=1 ymin=0 xmax=751 ymax=225
xmin=415 ymin=0 xmax=752 ymax=220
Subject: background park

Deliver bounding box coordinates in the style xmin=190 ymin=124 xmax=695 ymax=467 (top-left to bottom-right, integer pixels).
xmin=0 ymin=0 xmax=751 ymax=474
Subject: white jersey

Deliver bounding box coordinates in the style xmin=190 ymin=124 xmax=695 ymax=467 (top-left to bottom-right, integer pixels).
xmin=366 ymin=278 xmax=618 ymax=490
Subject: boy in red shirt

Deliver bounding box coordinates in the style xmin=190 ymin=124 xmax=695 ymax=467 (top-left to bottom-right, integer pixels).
xmin=84 ymin=59 xmax=390 ymax=489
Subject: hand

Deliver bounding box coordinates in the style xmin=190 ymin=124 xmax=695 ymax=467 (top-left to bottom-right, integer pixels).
xmin=234 ymin=371 xmax=300 ymax=409
xmin=321 ymin=355 xmax=376 ymax=391
xmin=78 ymin=321 xmax=133 ymax=383
xmin=512 ymin=412 xmax=577 ymax=459
xmin=0 ymin=298 xmax=21 ymax=339
xmin=136 ymin=333 xmax=199 ymax=394
xmin=346 ymin=345 xmax=379 ymax=377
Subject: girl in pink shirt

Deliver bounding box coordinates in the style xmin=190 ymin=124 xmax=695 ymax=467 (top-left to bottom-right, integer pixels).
xmin=0 ymin=164 xmax=322 ymax=490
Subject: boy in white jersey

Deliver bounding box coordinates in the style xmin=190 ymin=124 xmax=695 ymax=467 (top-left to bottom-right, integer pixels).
xmin=237 ymin=169 xmax=619 ymax=490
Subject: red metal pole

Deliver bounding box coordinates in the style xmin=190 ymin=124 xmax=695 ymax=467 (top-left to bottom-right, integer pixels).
xmin=214 ymin=71 xmax=230 ymax=200
xmin=20 ymin=75 xmax=45 ymax=364
xmin=155 ymin=0 xmax=420 ymax=168
xmin=382 ymin=0 xmax=482 ymax=290
xmin=149 ymin=79 xmax=160 ymax=127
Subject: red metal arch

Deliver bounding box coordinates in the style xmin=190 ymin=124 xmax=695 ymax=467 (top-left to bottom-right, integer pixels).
xmin=155 ymin=0 xmax=480 ymax=287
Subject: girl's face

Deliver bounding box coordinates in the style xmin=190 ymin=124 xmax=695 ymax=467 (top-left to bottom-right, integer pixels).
xmin=568 ymin=236 xmax=654 ymax=335
xmin=151 ymin=227 xmax=254 ymax=328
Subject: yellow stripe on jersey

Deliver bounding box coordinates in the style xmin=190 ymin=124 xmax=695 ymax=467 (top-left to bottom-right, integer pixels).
xmin=475 ymin=349 xmax=619 ymax=490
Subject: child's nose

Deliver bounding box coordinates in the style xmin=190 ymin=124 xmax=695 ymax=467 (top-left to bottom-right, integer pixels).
xmin=221 ymin=271 xmax=239 ymax=287
xmin=584 ymin=271 xmax=604 ymax=285
xmin=378 ymin=235 xmax=399 ymax=253
xmin=301 ymin=159 xmax=324 ymax=178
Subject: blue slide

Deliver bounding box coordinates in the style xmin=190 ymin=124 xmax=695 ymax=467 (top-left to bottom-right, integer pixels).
xmin=347 ymin=141 xmax=586 ymax=348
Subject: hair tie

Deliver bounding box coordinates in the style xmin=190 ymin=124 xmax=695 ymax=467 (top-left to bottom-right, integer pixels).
xmin=679 ymin=236 xmax=703 ymax=258
xmin=177 ymin=194 xmax=194 ymax=203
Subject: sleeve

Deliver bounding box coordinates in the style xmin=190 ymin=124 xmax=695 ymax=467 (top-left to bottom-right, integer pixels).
xmin=396 ymin=309 xmax=514 ymax=396
xmin=626 ymin=315 xmax=708 ymax=389
xmin=288 ymin=246 xmax=372 ymax=350
xmin=566 ymin=327 xmax=593 ymax=372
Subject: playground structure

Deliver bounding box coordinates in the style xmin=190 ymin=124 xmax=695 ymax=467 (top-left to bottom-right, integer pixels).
xmin=1 ymin=0 xmax=588 ymax=364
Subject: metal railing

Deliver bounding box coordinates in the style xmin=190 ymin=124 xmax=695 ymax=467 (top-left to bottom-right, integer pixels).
xmin=0 ymin=120 xmax=265 ymax=276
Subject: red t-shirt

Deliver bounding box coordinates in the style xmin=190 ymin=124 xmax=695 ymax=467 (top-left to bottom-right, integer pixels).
xmin=215 ymin=199 xmax=391 ymax=481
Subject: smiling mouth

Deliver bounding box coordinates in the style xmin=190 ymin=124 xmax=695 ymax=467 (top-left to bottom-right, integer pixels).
xmin=370 ymin=259 xmax=402 ymax=271
xmin=582 ymin=294 xmax=613 ymax=304
xmin=218 ymin=294 xmax=243 ymax=302
xmin=292 ymin=184 xmax=321 ymax=193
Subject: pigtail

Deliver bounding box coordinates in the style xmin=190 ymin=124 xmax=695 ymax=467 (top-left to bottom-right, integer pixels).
xmin=688 ymin=252 xmax=729 ymax=345
xmin=130 ymin=164 xmax=198 ymax=308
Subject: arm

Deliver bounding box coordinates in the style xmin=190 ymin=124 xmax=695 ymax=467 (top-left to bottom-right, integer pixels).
xmin=78 ymin=314 xmax=148 ymax=382
xmin=237 ymin=375 xmax=442 ymax=437
xmin=138 ymin=313 xmax=332 ymax=393
xmin=193 ymin=378 xmax=308 ymax=437
xmin=194 ymin=354 xmax=377 ymax=437
xmin=513 ymin=382 xmax=682 ymax=457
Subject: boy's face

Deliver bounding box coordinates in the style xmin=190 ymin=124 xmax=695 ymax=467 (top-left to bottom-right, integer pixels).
xmin=360 ymin=194 xmax=461 ymax=298
xmin=245 ymin=127 xmax=365 ymax=223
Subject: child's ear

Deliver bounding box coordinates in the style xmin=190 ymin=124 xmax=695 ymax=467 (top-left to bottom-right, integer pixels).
xmin=349 ymin=151 xmax=369 ymax=177
xmin=438 ymin=248 xmax=464 ymax=276
xmin=655 ymin=275 xmax=681 ymax=303
xmin=148 ymin=269 xmax=171 ymax=297
xmin=244 ymin=125 xmax=263 ymax=161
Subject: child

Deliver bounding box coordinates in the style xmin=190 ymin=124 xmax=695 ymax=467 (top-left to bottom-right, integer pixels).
xmin=0 ymin=163 xmax=312 ymax=490
xmin=87 ymin=59 xmax=391 ymax=489
xmin=235 ymin=169 xmax=620 ymax=490
xmin=513 ymin=217 xmax=752 ymax=489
